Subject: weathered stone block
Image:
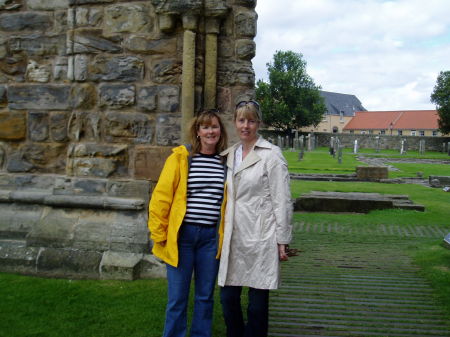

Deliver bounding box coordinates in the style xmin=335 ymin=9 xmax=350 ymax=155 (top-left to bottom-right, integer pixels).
xmin=89 ymin=55 xmax=144 ymax=82
xmin=104 ymin=111 xmax=153 ymax=143
xmin=69 ymin=0 xmax=113 ymax=4
xmin=53 ymin=56 xmax=68 ymax=80
xmin=26 ymin=60 xmax=51 ymax=83
xmin=107 ymin=179 xmax=151 ymax=200
xmin=99 ymin=84 xmax=135 ymax=109
xmin=110 ymin=213 xmax=148 ymax=253
xmin=139 ymin=254 xmax=166 ymax=279
xmin=356 ymin=166 xmax=389 ymax=180
xmin=234 ymin=10 xmax=257 ymax=38
xmin=67 ymin=111 xmax=100 ymax=142
xmin=36 ymin=247 xmax=102 ymax=279
xmin=104 ymin=3 xmax=153 ymax=34
xmin=73 ymin=178 xmax=107 ymax=194
xmin=72 ymin=211 xmax=113 ymax=251
xmin=0 ymin=111 xmax=26 ymax=140
xmin=0 ymin=240 xmax=40 ymax=275
xmin=0 ymin=0 xmax=22 ymax=11
xmin=68 ymin=29 xmax=122 ymax=54
xmin=429 ymin=175 xmax=450 ymax=188
xmin=8 ymin=85 xmax=71 ymax=110
xmin=74 ymin=6 xmax=102 ymax=27
xmin=133 ymin=145 xmax=173 ymax=181
xmin=100 ymin=251 xmax=142 ymax=280
xmin=152 ymin=58 xmax=181 ymax=84
xmin=27 ymin=207 xmax=79 ymax=248
xmin=69 ymin=84 xmax=96 ymax=109
xmin=137 ymin=86 xmax=157 ymax=112
xmin=67 ymin=143 xmax=128 ymax=178
xmin=28 ymin=111 xmax=49 ymax=142
xmin=20 ymin=143 xmax=67 ymax=173
xmin=72 ymin=54 xmax=89 ymax=81
xmin=7 ymin=153 xmax=34 ymax=172
xmin=0 ymin=54 xmax=27 ymax=76
xmin=235 ymin=39 xmax=255 ymax=60
xmin=234 ymin=0 xmax=256 ymax=7
xmin=27 ymin=0 xmax=69 ymax=10
xmin=158 ymin=85 xmax=179 ymax=112
xmin=10 ymin=34 xmax=66 ymax=56
xmin=0 ymin=85 xmax=6 ymax=106
xmin=124 ymin=36 xmax=176 ymax=54
xmin=156 ymin=113 xmax=181 ymax=146
xmin=49 ymin=111 xmax=69 ymax=142
xmin=0 ymin=203 xmax=43 ymax=239
xmin=0 ymin=12 xmax=52 ymax=31
xmin=218 ymin=60 xmax=254 ymax=86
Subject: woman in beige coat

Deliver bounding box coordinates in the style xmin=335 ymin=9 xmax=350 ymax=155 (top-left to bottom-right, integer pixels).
xmin=218 ymin=100 xmax=293 ymax=337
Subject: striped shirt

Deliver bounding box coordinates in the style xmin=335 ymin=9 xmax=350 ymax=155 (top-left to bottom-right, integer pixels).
xmin=184 ymin=153 xmax=225 ymax=227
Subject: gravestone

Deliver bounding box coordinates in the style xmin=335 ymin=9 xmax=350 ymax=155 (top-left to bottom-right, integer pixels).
xmin=419 ymin=139 xmax=425 ymax=155
xmin=337 ymin=143 xmax=343 ymax=164
xmin=400 ymin=139 xmax=407 ymax=154
xmin=298 ymin=136 xmax=304 ymax=160
xmin=329 ymin=137 xmax=335 ymax=155
xmin=375 ymin=136 xmax=380 ymax=153
xmin=353 ymin=139 xmax=358 ymax=154
xmin=448 ymin=142 xmax=450 ymax=156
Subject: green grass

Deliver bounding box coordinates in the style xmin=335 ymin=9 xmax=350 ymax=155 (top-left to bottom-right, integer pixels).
xmin=413 ymin=241 xmax=450 ymax=318
xmin=0 ymin=274 xmax=226 ymax=337
xmin=388 ymin=162 xmax=450 ymax=178
xmin=290 ymin=180 xmax=450 ymax=226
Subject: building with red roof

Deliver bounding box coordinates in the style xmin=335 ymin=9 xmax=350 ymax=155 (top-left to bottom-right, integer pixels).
xmin=343 ymin=110 xmax=443 ymax=136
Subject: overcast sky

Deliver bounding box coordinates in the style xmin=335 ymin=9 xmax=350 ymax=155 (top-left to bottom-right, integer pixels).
xmin=253 ymin=0 xmax=450 ymax=111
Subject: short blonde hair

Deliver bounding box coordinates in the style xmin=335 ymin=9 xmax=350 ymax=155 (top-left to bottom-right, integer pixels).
xmin=234 ymin=100 xmax=262 ymax=122
xmin=189 ymin=110 xmax=228 ymax=154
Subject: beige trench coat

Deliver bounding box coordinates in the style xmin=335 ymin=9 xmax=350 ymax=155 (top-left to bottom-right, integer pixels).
xmin=218 ymin=137 xmax=293 ymax=290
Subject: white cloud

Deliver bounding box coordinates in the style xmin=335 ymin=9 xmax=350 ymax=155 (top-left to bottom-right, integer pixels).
xmin=254 ymin=0 xmax=450 ymax=110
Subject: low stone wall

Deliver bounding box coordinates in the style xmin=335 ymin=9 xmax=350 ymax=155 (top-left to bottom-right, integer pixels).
xmin=0 ymin=173 xmax=165 ymax=280
xmin=315 ymin=133 xmax=450 ymax=152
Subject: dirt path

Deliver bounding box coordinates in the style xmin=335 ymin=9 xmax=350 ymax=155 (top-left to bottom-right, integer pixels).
xmin=269 ymin=223 xmax=450 ymax=337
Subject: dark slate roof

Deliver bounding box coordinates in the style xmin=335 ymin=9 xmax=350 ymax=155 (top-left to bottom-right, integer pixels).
xmin=319 ymin=90 xmax=366 ymax=116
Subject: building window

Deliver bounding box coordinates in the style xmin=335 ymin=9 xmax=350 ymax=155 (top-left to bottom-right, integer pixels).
xmin=368 ymin=130 xmax=373 ymax=134
xmin=380 ymin=130 xmax=386 ymax=135
xmin=339 ymin=111 xmax=344 ymax=122
xmin=322 ymin=114 xmax=328 ymax=122
xmin=361 ymin=130 xmax=366 ymax=134
xmin=349 ymin=130 xmax=354 ymax=134
xmin=432 ymin=130 xmax=438 ymax=136
xmin=332 ymin=126 xmax=338 ymax=133
xmin=411 ymin=130 xmax=416 ymax=136
xmin=419 ymin=130 xmax=425 ymax=136
xmin=398 ymin=130 xmax=403 ymax=136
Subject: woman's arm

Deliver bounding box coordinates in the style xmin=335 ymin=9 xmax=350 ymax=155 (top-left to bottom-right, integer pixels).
xmin=148 ymin=154 xmax=180 ymax=244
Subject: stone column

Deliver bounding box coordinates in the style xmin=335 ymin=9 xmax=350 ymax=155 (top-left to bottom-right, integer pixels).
xmin=204 ymin=17 xmax=220 ymax=109
xmin=181 ymin=14 xmax=198 ymax=143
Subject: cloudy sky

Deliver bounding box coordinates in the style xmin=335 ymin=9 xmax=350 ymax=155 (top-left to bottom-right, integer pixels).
xmin=253 ymin=0 xmax=450 ymax=111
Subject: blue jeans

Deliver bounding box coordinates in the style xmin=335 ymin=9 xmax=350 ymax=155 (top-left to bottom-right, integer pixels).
xmin=163 ymin=225 xmax=219 ymax=337
xmin=220 ymin=286 xmax=269 ymax=337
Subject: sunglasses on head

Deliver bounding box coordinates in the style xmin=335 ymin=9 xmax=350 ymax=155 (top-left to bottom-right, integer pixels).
xmin=235 ymin=100 xmax=260 ymax=110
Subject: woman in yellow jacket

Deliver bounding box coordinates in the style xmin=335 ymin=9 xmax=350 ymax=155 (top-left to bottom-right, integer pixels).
xmin=148 ymin=110 xmax=228 ymax=337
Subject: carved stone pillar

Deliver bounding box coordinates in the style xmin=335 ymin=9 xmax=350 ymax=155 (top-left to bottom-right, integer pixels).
xmin=181 ymin=14 xmax=198 ymax=143
xmin=204 ymin=17 xmax=220 ymax=110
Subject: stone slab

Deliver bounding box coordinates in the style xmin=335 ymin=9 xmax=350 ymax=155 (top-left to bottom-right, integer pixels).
xmin=356 ymin=166 xmax=389 ymax=180
xmin=0 ymin=239 xmax=39 ymax=274
xmin=295 ymin=191 xmax=424 ymax=213
xmin=429 ymin=175 xmax=450 ymax=188
xmin=99 ymin=250 xmax=142 ymax=280
xmin=36 ymin=247 xmax=102 ymax=279
xmin=139 ymin=254 xmax=166 ymax=279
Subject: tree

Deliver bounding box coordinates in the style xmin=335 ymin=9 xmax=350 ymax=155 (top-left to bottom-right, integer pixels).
xmin=431 ymin=71 xmax=450 ymax=134
xmin=256 ymin=50 xmax=326 ymax=134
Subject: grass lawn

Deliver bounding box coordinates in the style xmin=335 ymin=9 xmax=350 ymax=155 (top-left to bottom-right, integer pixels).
xmin=0 ymin=274 xmax=226 ymax=337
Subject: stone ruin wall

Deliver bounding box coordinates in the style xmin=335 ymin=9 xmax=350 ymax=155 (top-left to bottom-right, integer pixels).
xmin=0 ymin=0 xmax=257 ymax=280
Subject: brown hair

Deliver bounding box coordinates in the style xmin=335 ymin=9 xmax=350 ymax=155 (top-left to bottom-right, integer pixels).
xmin=189 ymin=110 xmax=228 ymax=154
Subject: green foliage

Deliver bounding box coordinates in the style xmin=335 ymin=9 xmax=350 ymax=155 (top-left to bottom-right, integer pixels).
xmin=256 ymin=50 xmax=326 ymax=133
xmin=431 ymin=70 xmax=450 ymax=133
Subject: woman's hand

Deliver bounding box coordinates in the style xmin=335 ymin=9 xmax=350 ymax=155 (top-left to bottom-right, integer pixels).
xmin=278 ymin=244 xmax=288 ymax=261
